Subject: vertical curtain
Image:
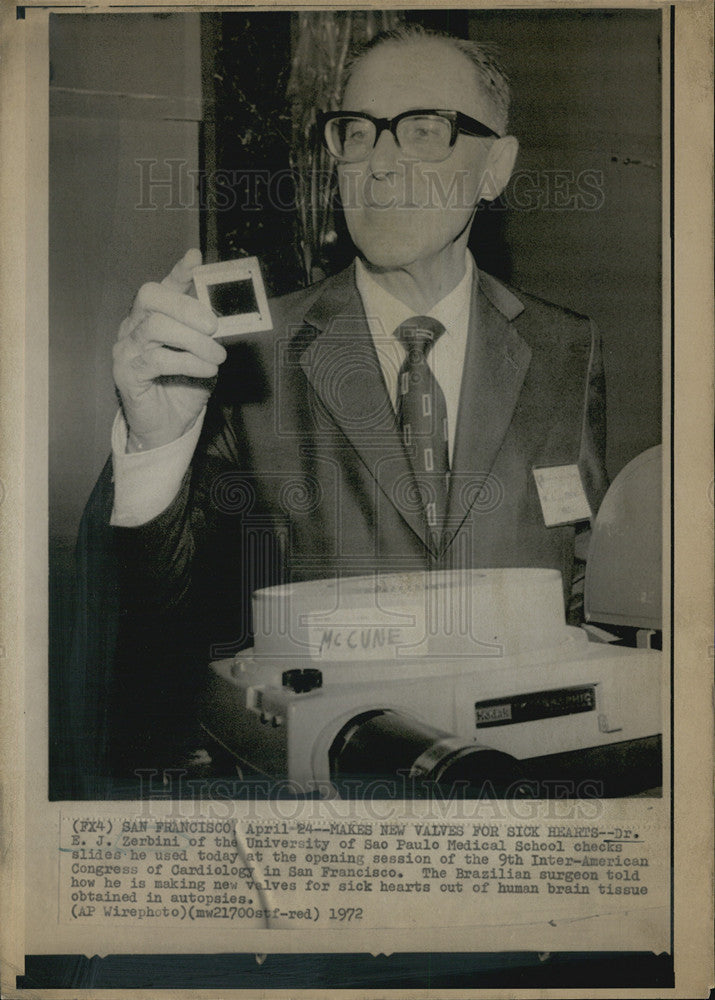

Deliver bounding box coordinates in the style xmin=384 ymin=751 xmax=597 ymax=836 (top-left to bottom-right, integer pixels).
xmin=287 ymin=10 xmax=403 ymax=284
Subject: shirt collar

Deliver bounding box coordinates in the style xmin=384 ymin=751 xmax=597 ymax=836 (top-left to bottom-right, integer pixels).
xmin=354 ymin=251 xmax=475 ymax=340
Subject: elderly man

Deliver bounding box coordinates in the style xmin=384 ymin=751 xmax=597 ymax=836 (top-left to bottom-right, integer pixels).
xmin=81 ymin=26 xmax=607 ymax=779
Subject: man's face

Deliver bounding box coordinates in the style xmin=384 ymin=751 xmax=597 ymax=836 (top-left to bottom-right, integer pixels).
xmin=338 ymin=38 xmax=508 ymax=270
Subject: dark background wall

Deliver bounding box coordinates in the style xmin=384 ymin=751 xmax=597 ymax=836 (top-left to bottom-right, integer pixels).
xmin=49 ymin=13 xmax=203 ymax=545
xmin=468 ymin=9 xmax=662 ymax=477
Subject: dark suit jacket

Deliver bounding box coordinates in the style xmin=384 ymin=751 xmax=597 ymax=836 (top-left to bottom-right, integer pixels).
xmin=62 ymin=262 xmax=607 ymax=793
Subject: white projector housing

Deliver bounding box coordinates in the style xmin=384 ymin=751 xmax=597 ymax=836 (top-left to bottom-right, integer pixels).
xmin=200 ymin=567 xmax=662 ymax=797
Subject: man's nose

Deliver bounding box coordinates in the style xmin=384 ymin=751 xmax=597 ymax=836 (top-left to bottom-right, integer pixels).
xmin=368 ymin=127 xmax=400 ymax=176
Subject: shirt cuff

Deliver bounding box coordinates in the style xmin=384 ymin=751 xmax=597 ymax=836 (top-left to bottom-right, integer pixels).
xmin=109 ymin=408 xmax=206 ymax=527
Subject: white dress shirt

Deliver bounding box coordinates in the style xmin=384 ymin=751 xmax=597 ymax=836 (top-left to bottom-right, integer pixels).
xmin=110 ymin=254 xmax=475 ymax=527
xmin=110 ymin=406 xmax=205 ymax=527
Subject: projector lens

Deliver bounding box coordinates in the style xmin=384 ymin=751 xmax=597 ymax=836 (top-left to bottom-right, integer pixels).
xmin=329 ymin=709 xmax=531 ymax=798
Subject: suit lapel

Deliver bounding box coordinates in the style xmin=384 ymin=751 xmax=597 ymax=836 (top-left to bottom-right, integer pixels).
xmin=294 ymin=265 xmax=532 ymax=556
xmin=445 ymin=271 xmax=532 ymax=545
xmin=297 ymin=266 xmax=430 ymax=548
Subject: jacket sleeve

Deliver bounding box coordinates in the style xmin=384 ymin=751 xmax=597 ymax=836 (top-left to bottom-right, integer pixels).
xmin=112 ymin=394 xmax=261 ymax=651
xmin=65 ymin=396 xmax=260 ymax=788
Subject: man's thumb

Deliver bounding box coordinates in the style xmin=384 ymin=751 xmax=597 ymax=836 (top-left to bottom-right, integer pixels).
xmin=161 ymin=248 xmax=203 ymax=291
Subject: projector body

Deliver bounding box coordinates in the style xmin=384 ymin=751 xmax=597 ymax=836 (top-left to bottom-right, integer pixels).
xmin=200 ymin=568 xmax=662 ymax=796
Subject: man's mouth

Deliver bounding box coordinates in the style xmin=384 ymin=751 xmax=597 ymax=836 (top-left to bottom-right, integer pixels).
xmin=362 ymin=190 xmax=420 ymax=211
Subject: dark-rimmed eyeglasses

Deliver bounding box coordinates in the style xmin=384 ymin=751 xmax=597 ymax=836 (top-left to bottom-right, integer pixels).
xmin=318 ymin=109 xmax=499 ymax=163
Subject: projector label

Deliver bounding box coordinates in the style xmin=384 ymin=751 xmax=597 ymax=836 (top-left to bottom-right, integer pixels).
xmin=475 ymin=686 xmax=596 ymax=728
xmin=475 ymin=704 xmax=513 ymax=725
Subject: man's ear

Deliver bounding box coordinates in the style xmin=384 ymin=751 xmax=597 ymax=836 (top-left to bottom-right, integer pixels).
xmin=478 ymin=135 xmax=519 ymax=202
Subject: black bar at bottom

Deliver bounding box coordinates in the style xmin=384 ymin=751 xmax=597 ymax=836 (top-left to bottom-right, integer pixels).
xmin=18 ymin=951 xmax=673 ymax=990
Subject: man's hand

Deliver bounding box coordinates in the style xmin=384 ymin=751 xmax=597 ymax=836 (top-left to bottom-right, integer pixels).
xmin=113 ymin=249 xmax=227 ymax=452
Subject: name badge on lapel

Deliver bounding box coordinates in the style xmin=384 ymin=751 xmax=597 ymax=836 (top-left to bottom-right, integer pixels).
xmin=532 ymin=464 xmax=592 ymax=527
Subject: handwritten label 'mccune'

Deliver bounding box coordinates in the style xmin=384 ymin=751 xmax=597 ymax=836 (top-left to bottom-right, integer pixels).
xmin=315 ymin=626 xmax=404 ymax=658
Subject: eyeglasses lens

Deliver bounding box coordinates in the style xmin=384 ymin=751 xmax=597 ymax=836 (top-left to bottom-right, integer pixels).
xmin=397 ymin=116 xmax=452 ymax=160
xmin=326 ymin=115 xmax=453 ymax=162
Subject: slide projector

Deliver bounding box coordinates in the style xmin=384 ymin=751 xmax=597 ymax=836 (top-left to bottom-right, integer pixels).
xmin=200 ymin=450 xmax=663 ymax=797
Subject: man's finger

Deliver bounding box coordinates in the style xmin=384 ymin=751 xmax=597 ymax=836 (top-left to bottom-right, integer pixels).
xmin=160 ymin=248 xmax=203 ymax=294
xmin=128 ymin=280 xmax=218 ymax=336
xmin=130 ymin=345 xmax=220 ymax=382
xmin=130 ymin=311 xmax=226 ymax=365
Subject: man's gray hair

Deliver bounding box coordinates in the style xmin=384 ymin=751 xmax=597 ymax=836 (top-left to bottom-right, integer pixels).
xmin=342 ymin=24 xmax=511 ymax=135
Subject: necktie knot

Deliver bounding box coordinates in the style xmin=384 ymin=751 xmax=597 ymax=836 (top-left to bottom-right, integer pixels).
xmin=395 ymin=315 xmax=446 ymax=363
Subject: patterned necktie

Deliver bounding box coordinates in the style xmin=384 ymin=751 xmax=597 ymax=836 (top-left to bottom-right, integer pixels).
xmin=395 ymin=316 xmax=450 ymax=549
